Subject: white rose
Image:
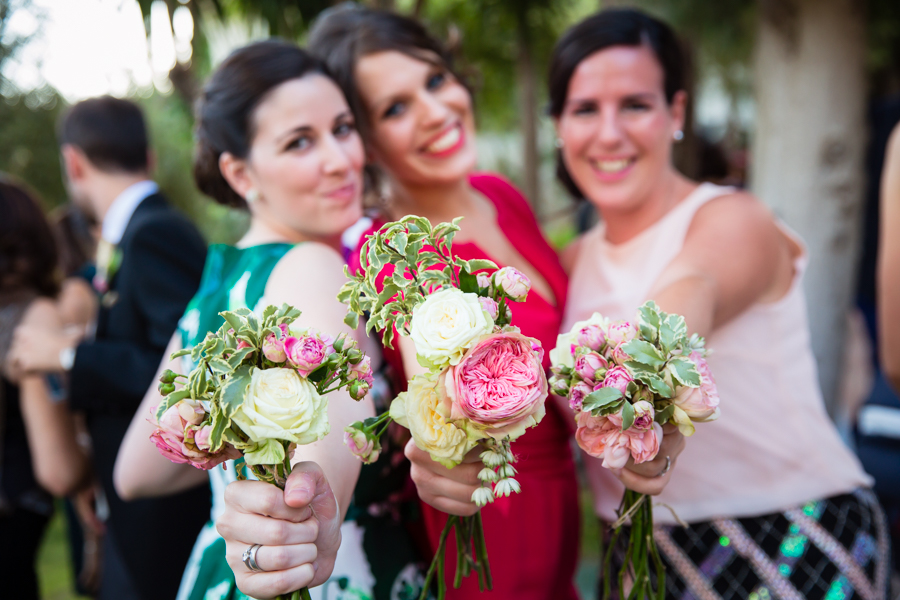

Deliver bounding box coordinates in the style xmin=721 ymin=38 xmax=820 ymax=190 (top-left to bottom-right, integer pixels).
xmin=550 ymin=331 xmax=578 ymax=369
xmin=232 ymin=367 xmax=329 ymax=446
xmin=409 ymin=288 xmax=494 ymax=369
xmin=390 ymin=374 xmax=475 ymax=468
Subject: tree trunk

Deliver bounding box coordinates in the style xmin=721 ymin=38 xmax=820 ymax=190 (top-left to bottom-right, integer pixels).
xmin=750 ymin=0 xmax=867 ymax=414
xmin=514 ymin=4 xmax=541 ymax=215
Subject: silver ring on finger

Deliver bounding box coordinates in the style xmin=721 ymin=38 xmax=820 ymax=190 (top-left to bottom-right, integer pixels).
xmin=242 ymin=544 xmax=265 ymax=572
xmin=655 ymin=455 xmax=671 ymax=478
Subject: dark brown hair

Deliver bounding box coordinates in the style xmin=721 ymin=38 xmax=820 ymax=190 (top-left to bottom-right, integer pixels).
xmin=192 ymin=40 xmax=328 ymax=209
xmin=58 ymin=96 xmax=150 ymax=173
xmin=548 ymin=8 xmax=686 ymax=199
xmin=52 ymin=205 xmax=96 ymax=278
xmin=307 ymin=3 xmax=467 ymax=143
xmin=0 ymin=177 xmax=60 ymax=297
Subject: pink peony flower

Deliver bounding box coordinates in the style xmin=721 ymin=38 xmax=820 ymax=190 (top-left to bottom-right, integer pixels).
xmin=478 ymin=296 xmax=499 ymax=320
xmin=150 ymin=404 xmax=239 ymax=470
xmin=492 ymin=267 xmax=531 ymax=301
xmin=632 ymin=400 xmax=655 ymax=430
xmin=575 ymin=352 xmax=608 ymax=384
xmin=349 ymin=355 xmax=375 ymax=386
xmin=575 ymin=410 xmax=662 ymax=469
xmin=343 ymin=428 xmax=380 ymax=464
xmin=576 ymin=324 xmax=606 ymax=351
xmin=284 ymin=333 xmax=333 ymax=377
xmin=443 ymin=331 xmax=547 ymax=440
xmin=598 ymin=365 xmax=633 ymax=395
xmin=569 ymin=381 xmax=594 ymax=412
xmin=606 ymin=322 xmax=637 ymax=346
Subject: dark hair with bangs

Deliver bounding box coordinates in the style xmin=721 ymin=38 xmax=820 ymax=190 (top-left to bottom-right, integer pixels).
xmin=548 ymin=8 xmax=686 ymax=199
xmin=0 ymin=177 xmax=60 ymax=298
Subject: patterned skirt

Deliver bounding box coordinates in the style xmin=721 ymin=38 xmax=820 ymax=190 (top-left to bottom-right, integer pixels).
xmin=604 ymin=489 xmax=890 ymax=600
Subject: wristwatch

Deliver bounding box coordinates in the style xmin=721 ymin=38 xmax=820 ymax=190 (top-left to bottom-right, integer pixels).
xmin=59 ymin=346 xmax=76 ymax=371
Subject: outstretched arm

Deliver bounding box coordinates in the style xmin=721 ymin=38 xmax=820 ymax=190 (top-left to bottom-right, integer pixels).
xmin=879 ymin=124 xmax=900 ymax=393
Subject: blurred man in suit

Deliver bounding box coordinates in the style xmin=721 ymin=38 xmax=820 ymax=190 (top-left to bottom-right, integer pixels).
xmin=11 ymin=96 xmax=210 ymax=600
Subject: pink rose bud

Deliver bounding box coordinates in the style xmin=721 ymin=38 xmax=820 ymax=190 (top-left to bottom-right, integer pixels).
xmin=236 ymin=340 xmax=253 ymax=351
xmin=610 ymin=342 xmax=631 ymax=365
xmin=176 ymin=399 xmax=205 ymax=426
xmin=569 ymin=381 xmax=594 ymax=412
xmin=598 ymin=365 xmax=633 ymax=395
xmin=349 ymin=355 xmax=375 ymax=386
xmin=478 ymin=296 xmax=499 ymax=320
xmin=606 ymin=322 xmax=637 ymax=346
xmin=549 ymin=375 xmax=569 ymax=396
xmin=492 ymin=267 xmax=531 ymax=301
xmin=284 ymin=334 xmax=329 ymax=377
xmin=343 ymin=428 xmax=380 ymax=464
xmin=631 ymin=400 xmax=655 ymax=430
xmin=575 ymin=352 xmax=608 ymax=383
xmin=476 ymin=273 xmax=492 ymax=289
xmin=262 ymin=326 xmax=288 ymax=363
xmin=576 ymin=325 xmax=606 ymax=351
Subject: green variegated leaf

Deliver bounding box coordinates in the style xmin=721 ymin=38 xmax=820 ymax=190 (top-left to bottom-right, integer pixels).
xmin=459 ymin=270 xmax=478 ymax=294
xmin=227 ymin=347 xmax=255 ymax=370
xmin=208 ymin=357 xmax=232 ymax=375
xmin=638 ymin=302 xmax=661 ymax=343
xmin=582 ymin=386 xmax=623 ymax=412
xmin=190 ymin=368 xmax=207 ymax=399
xmin=655 ymin=403 xmax=676 ymax=424
xmin=220 ymin=365 xmax=253 ymax=418
xmin=209 ymin=410 xmax=227 ymax=452
xmin=621 ymin=339 xmax=665 ymax=369
xmin=393 ymin=231 xmax=408 ymax=255
xmin=170 ymin=347 xmax=191 ymax=359
xmin=222 ymin=427 xmax=251 ymax=449
xmin=662 ymin=314 xmax=688 ymax=346
xmin=154 ymin=389 xmax=191 ymax=421
xmin=624 ymin=360 xmax=654 ymax=377
xmin=667 ymin=356 xmax=701 ymax=387
xmin=222 ymin=311 xmax=244 ymax=333
xmin=261 ymin=304 xmax=276 ymax=321
xmin=621 ymin=401 xmax=635 ymax=431
xmin=465 ymin=259 xmax=498 ymax=273
xmin=382 ymin=325 xmax=395 ymax=350
xmin=596 ymin=399 xmax=624 ymax=417
xmin=642 ymin=374 xmax=674 ymax=398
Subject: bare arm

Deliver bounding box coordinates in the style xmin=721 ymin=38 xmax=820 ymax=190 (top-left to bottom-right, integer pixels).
xmin=880 ymin=124 xmax=900 ymax=392
xmin=15 ymin=299 xmax=90 ymax=496
xmin=114 ymin=332 xmax=209 ymax=500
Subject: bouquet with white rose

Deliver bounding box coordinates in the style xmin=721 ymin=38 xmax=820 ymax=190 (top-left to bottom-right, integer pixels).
xmin=549 ymin=301 xmax=719 ymax=600
xmin=338 ymin=216 xmax=548 ymax=599
xmin=150 ymin=303 xmax=372 ymax=600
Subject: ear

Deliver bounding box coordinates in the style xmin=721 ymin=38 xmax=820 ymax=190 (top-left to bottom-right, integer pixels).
xmin=670 ymin=90 xmax=688 ymax=135
xmin=61 ymin=144 xmax=86 ymax=182
xmin=218 ymin=152 xmax=255 ymax=200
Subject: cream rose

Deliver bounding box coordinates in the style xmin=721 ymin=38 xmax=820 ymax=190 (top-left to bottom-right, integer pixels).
xmin=232 ymin=367 xmax=329 ymax=446
xmin=409 ymin=288 xmax=494 ymax=368
xmin=552 ymin=313 xmax=610 ymax=369
xmin=390 ymin=374 xmax=475 ymax=468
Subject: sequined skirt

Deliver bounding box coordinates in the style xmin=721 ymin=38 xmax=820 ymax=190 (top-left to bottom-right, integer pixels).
xmin=604 ymin=489 xmax=890 ymax=600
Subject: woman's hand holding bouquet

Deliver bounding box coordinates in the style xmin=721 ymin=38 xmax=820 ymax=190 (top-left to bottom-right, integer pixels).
xmin=339 ymin=216 xmax=548 ymax=599
xmin=549 ymin=301 xmax=720 ymax=600
xmin=149 ymin=303 xmax=372 ymax=600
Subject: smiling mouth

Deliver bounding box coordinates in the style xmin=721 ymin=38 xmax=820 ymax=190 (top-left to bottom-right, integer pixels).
xmin=591 ymin=158 xmax=635 ymax=173
xmin=423 ymin=124 xmax=462 ymax=155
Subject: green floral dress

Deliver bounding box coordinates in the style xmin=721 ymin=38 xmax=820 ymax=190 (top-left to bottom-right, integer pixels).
xmin=175 ymin=244 xmax=425 ymax=600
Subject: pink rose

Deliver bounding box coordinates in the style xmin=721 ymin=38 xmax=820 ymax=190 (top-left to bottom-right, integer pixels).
xmin=576 ymin=324 xmax=605 ymax=351
xmin=476 ymin=273 xmax=493 ymax=290
xmin=569 ymin=381 xmax=594 ymax=412
xmin=285 ymin=334 xmax=333 ymax=377
xmin=632 ymin=400 xmax=655 ymax=430
xmin=690 ymin=351 xmax=720 ymax=418
xmin=575 ymin=411 xmax=662 ymax=468
xmin=478 ymin=296 xmax=499 ymax=320
xmin=575 ymin=352 xmax=608 ymax=384
xmin=492 ymin=267 xmax=531 ymax=301
xmin=343 ymin=428 xmax=380 ymax=464
xmin=443 ymin=331 xmax=547 ymax=440
xmin=262 ymin=324 xmax=289 ymax=363
xmin=606 ymin=322 xmax=637 ymax=346
xmin=673 ymin=385 xmax=719 ymax=422
xmin=176 ymin=398 xmax=205 ymax=426
xmin=349 ymin=355 xmax=375 ymax=386
xmin=598 ymin=365 xmax=633 ymax=395
xmin=609 ymin=343 xmax=631 ymax=365
xmin=150 ymin=404 xmax=239 ymax=470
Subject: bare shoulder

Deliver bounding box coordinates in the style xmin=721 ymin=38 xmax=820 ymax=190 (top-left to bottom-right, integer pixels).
xmin=888 ymin=121 xmax=900 ymax=158
xmin=269 ymin=242 xmax=347 ymax=287
xmin=687 ymin=190 xmax=781 ymax=249
xmin=21 ymin=297 xmax=62 ymax=327
xmin=264 ymin=242 xmax=349 ymax=326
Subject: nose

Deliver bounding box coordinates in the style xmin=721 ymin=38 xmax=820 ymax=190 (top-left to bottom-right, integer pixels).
xmin=596 ymin=106 xmax=625 ymax=148
xmin=320 ymin=133 xmax=352 ymax=176
xmin=417 ymin=89 xmax=451 ymax=129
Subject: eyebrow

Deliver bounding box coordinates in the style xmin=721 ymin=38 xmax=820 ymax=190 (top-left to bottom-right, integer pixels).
xmin=276 ymin=125 xmax=313 ymax=144
xmin=565 ymin=92 xmax=658 ymax=107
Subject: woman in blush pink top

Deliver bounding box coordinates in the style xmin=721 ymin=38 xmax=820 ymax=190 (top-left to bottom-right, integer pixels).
xmin=551 ymin=9 xmax=886 ymax=600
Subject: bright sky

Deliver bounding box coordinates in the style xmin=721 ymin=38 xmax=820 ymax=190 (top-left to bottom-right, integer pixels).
xmin=3 ymin=0 xmax=194 ymax=101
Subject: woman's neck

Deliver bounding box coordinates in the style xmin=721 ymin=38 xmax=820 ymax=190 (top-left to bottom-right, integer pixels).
xmin=386 ymin=175 xmax=477 ymax=224
xmin=238 ymin=216 xmax=342 ymax=253
xmin=601 ymin=169 xmax=696 ymax=245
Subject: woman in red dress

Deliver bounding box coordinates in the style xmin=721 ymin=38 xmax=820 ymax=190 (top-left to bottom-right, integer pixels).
xmin=309 ymin=6 xmax=681 ymax=598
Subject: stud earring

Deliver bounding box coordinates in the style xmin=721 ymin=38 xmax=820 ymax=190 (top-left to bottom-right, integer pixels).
xmin=673 ymin=130 xmax=684 ymax=142
xmin=245 ymin=189 xmax=259 ymax=204
xmin=555 ymin=138 xmax=564 ymax=149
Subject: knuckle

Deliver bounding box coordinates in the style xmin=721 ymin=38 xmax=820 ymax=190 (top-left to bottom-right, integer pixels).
xmin=265 ymin=520 xmax=289 ymax=545
xmin=259 ymin=486 xmax=281 ymax=515
xmin=306 ymin=518 xmax=319 ymax=541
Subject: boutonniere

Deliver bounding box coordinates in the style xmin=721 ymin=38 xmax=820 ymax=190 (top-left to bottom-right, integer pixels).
xmin=93 ymin=239 xmax=123 ymax=299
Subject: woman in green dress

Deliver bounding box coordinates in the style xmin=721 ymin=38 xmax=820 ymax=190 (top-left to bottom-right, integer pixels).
xmin=115 ymin=41 xmax=424 ymax=600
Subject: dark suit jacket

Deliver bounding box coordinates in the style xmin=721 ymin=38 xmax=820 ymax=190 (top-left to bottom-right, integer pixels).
xmin=69 ymin=192 xmax=211 ymax=600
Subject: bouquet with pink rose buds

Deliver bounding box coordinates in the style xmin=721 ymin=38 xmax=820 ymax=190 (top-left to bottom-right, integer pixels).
xmin=338 ymin=216 xmax=548 ymax=599
xmin=150 ymin=303 xmax=371 ymax=600
xmin=549 ymin=301 xmax=720 ymax=600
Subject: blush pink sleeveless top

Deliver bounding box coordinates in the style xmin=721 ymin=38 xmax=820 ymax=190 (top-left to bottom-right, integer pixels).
xmin=563 ymin=182 xmax=871 ymax=524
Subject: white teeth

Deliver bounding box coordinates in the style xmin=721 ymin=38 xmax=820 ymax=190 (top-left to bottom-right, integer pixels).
xmin=594 ymin=159 xmax=631 ymax=173
xmin=426 ymin=126 xmax=461 ymax=153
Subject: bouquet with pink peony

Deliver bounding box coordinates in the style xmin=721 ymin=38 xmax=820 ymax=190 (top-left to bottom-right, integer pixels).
xmin=150 ymin=304 xmax=371 ymax=600
xmin=549 ymin=301 xmax=719 ymax=600
xmin=339 ymin=216 xmax=548 ymax=599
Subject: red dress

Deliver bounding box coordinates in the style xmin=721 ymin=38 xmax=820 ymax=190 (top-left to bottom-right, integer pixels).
xmin=350 ymin=173 xmax=579 ymax=600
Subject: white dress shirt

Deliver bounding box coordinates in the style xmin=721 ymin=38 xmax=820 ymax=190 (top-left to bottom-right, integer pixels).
xmin=101 ymin=180 xmax=159 ymax=245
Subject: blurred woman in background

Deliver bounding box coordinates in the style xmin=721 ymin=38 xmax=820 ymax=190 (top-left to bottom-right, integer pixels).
xmin=550 ymin=9 xmax=885 ymax=599
xmin=1 ymin=177 xmax=89 ymax=599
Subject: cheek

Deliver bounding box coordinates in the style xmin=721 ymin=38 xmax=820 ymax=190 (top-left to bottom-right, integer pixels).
xmin=626 ymin=114 xmax=671 ymax=155
xmin=370 ymin=121 xmax=416 ymax=169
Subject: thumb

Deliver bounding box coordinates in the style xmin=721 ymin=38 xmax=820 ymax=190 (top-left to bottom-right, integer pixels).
xmin=284 ymin=461 xmax=339 ymax=527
